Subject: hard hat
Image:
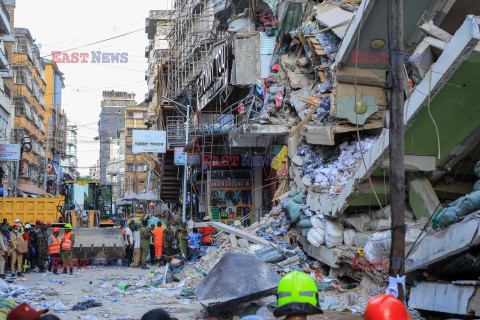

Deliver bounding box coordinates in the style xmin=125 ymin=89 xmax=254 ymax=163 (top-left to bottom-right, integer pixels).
xmin=273 ymin=271 xmax=323 ymax=317
xmin=64 ymin=223 xmax=72 ymax=229
xmin=364 ymin=294 xmax=409 ymax=320
xmin=25 ymin=224 xmax=31 ymax=229
xmin=52 ymin=227 xmax=60 ymax=233
xmin=12 ymin=223 xmax=18 ymax=228
xmin=36 ymin=218 xmax=41 ymax=223
xmin=14 ymin=219 xmax=21 ymax=223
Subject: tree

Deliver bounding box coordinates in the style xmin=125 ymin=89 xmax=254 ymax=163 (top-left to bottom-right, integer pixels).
xmin=76 ymin=175 xmax=94 ymax=182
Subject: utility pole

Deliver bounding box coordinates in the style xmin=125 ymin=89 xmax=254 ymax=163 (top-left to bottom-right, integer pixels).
xmin=388 ymin=0 xmax=406 ymax=301
xmin=146 ymin=163 xmax=151 ymax=192
xmin=134 ymin=154 xmax=138 ymax=194
xmin=43 ymin=119 xmax=51 ymax=192
xmin=182 ymin=105 xmax=190 ymax=223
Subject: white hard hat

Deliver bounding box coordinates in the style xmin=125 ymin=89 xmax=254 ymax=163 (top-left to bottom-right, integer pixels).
xmin=14 ymin=219 xmax=21 ymax=223
xmin=25 ymin=224 xmax=31 ymax=229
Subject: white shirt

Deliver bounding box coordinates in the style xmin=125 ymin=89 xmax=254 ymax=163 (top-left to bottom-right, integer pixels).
xmin=133 ymin=231 xmax=140 ymax=249
xmin=125 ymin=227 xmax=133 ymax=246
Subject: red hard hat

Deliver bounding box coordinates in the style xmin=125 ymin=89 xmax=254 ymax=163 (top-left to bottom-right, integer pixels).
xmin=52 ymin=227 xmax=59 ymax=233
xmin=36 ymin=218 xmax=41 ymax=222
xmin=364 ymin=295 xmax=409 ymax=320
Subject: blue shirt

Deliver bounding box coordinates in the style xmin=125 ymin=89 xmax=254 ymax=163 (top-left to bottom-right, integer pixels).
xmin=187 ymin=233 xmax=202 ymax=248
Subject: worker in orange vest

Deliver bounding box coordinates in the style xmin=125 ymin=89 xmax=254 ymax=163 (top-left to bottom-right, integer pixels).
xmin=60 ymin=223 xmax=75 ymax=275
xmin=48 ymin=227 xmax=61 ymax=275
xmin=153 ymin=222 xmax=164 ymax=265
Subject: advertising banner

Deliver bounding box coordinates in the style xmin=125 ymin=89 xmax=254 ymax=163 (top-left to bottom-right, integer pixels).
xmin=132 ymin=130 xmax=166 ymax=154
xmin=0 ymin=144 xmax=21 ymax=161
xmin=208 ymin=170 xmax=253 ymax=226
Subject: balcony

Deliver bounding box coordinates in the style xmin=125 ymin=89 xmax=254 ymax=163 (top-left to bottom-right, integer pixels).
xmin=0 ymin=1 xmax=11 ymax=36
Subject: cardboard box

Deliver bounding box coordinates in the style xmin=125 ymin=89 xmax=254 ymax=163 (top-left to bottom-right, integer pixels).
xmin=15 ymin=240 xmax=28 ymax=254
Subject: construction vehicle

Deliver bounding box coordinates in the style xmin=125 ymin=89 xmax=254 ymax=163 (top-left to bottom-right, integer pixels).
xmin=60 ymin=181 xmax=124 ymax=259
xmin=0 ymin=195 xmax=64 ymax=224
xmin=0 ymin=181 xmax=125 ymax=260
xmin=62 ymin=181 xmax=115 ymax=228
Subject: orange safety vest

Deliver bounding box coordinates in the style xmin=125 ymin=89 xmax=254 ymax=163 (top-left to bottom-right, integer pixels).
xmin=49 ymin=235 xmax=60 ymax=254
xmin=61 ymin=232 xmax=74 ymax=249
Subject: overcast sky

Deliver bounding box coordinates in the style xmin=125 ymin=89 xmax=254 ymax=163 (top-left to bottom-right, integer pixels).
xmin=15 ymin=0 xmax=171 ymax=175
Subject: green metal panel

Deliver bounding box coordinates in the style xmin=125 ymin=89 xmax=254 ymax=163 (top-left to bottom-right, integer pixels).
xmin=404 ymin=58 xmax=480 ymax=165
xmin=347 ymin=186 xmax=390 ymax=206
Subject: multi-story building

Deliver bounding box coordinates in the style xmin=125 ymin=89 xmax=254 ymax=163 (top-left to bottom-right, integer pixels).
xmin=61 ymin=125 xmax=77 ymax=180
xmin=106 ymin=129 xmax=125 ymax=199
xmin=98 ymin=90 xmax=136 ymax=183
xmin=43 ymin=59 xmax=66 ymax=192
xmin=124 ymin=102 xmax=150 ymax=194
xmin=0 ymin=0 xmax=14 ymax=190
xmin=89 ymin=160 xmax=100 ymax=181
xmin=12 ymin=27 xmax=46 ymax=187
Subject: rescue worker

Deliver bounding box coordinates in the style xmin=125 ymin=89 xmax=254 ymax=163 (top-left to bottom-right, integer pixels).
xmin=273 ymin=270 xmax=323 ymax=319
xmin=14 ymin=219 xmax=22 ymax=232
xmin=0 ymin=226 xmax=10 ymax=279
xmin=177 ymin=224 xmax=188 ymax=259
xmin=10 ymin=223 xmax=24 ymax=277
xmin=163 ymin=222 xmax=175 ymax=260
xmin=140 ymin=220 xmax=150 ymax=269
xmin=22 ymin=224 xmax=32 ymax=272
xmin=61 ymin=223 xmax=75 ymax=275
xmin=48 ymin=227 xmax=61 ymax=274
xmin=153 ymin=222 xmax=164 ymax=265
xmin=36 ymin=224 xmax=49 ymax=273
xmin=364 ymin=294 xmax=410 ymax=320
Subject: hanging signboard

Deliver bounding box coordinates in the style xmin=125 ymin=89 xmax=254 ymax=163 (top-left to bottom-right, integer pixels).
xmin=173 ymin=147 xmax=201 ymax=166
xmin=208 ymin=170 xmax=253 ymax=226
xmin=132 ymin=130 xmax=166 ymax=154
xmin=0 ymin=144 xmax=21 ymax=161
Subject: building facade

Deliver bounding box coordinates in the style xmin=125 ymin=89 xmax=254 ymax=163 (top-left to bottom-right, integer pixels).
xmin=124 ymin=102 xmax=150 ymax=194
xmin=0 ymin=0 xmax=15 ymax=189
xmin=106 ymin=129 xmax=125 ymax=199
xmin=60 ymin=124 xmax=77 ymax=180
xmin=98 ymin=90 xmax=136 ymax=183
xmin=12 ymin=27 xmax=46 ymax=187
xmin=43 ymin=59 xmax=66 ymax=192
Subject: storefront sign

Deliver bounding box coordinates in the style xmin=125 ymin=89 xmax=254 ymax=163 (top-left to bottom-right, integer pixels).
xmin=132 ymin=130 xmax=166 ymax=154
xmin=174 ymin=147 xmax=201 ymax=166
xmin=208 ymin=170 xmax=253 ymax=226
xmin=0 ymin=144 xmax=21 ymax=161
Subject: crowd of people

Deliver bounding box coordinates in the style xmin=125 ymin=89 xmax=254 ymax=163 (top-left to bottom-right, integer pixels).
xmin=0 ymin=218 xmax=75 ymax=278
xmin=121 ymin=217 xmax=212 ymax=269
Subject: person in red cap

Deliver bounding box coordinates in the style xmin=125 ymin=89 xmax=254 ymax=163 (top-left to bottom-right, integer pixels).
xmin=364 ymin=294 xmax=410 ymax=320
xmin=6 ymin=302 xmax=48 ymax=320
xmin=47 ymin=227 xmax=61 ymax=275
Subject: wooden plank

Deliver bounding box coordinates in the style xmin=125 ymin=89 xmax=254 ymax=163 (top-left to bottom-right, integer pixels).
xmin=298 ymin=96 xmax=320 ymax=106
xmin=290 ymin=104 xmax=320 ymax=137
xmin=195 ymin=221 xmax=276 ymax=247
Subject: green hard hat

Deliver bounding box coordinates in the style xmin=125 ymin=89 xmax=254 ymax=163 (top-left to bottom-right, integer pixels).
xmin=273 ymin=271 xmax=323 ymax=317
xmin=64 ymin=223 xmax=72 ymax=229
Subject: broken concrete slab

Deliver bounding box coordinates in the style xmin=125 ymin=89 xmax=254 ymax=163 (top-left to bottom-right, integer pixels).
xmin=406 ymin=213 xmax=480 ymax=273
xmin=305 ymin=124 xmax=335 ymax=146
xmin=195 ymin=221 xmax=276 ymax=248
xmin=237 ymin=238 xmax=249 ymax=248
xmin=380 ymin=155 xmax=436 ymax=172
xmin=291 ymin=155 xmax=303 ymax=167
xmin=290 ymin=88 xmax=315 ymax=119
xmin=302 ymin=176 xmax=312 ymax=188
xmin=409 ymin=174 xmax=441 ymax=218
xmin=195 ymin=252 xmax=282 ymax=315
xmin=230 ymin=234 xmax=238 ymax=248
xmin=408 ymin=281 xmax=480 ymax=317
xmin=288 ymin=132 xmax=302 ymax=158
xmin=420 ymin=20 xmax=452 ymax=43
xmin=336 ymin=66 xmax=386 ymax=87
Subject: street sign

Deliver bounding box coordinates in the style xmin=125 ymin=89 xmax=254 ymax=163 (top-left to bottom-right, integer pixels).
xmin=174 ymin=147 xmax=201 ymax=166
xmin=132 ymin=130 xmax=166 ymax=154
xmin=0 ymin=144 xmax=21 ymax=161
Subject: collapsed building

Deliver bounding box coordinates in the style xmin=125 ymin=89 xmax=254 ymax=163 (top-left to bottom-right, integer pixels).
xmin=146 ymin=0 xmax=480 ymax=317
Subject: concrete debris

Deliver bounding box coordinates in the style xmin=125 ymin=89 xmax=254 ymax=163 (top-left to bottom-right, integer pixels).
xmin=230 ymin=234 xmax=239 ymax=248
xmin=195 ymin=252 xmax=282 ymax=315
